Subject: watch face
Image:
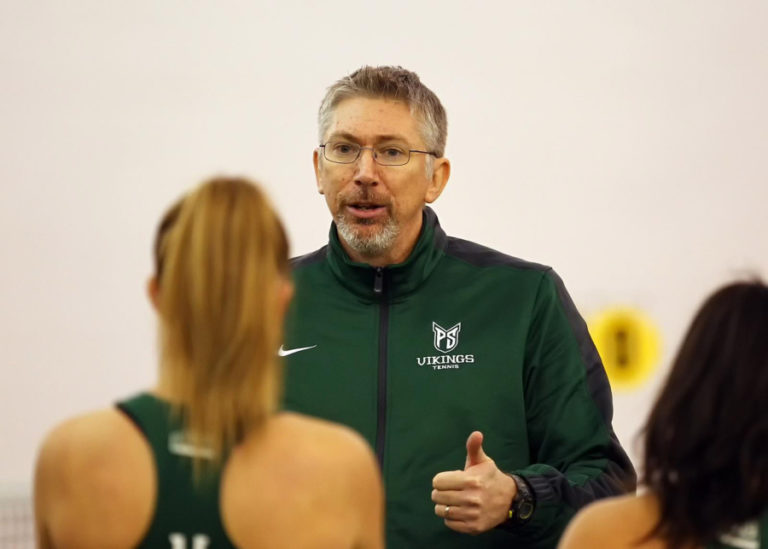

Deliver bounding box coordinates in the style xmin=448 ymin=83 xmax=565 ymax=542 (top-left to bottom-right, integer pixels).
xmin=518 ymin=501 xmax=534 ymax=520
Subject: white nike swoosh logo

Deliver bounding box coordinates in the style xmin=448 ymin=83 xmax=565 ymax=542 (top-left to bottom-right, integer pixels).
xmin=168 ymin=432 xmax=215 ymax=459
xmin=278 ymin=345 xmax=318 ymax=357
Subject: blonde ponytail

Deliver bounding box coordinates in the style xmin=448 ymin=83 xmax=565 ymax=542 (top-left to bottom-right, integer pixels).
xmin=153 ymin=177 xmax=288 ymax=470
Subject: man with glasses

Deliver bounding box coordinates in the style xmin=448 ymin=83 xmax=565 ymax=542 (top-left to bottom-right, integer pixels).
xmin=281 ymin=66 xmax=635 ymax=549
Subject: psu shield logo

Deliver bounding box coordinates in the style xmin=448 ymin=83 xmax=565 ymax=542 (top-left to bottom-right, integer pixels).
xmin=432 ymin=322 xmax=461 ymax=354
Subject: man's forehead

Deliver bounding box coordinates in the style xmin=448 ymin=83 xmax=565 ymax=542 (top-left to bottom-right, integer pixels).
xmin=326 ymin=96 xmax=421 ymax=143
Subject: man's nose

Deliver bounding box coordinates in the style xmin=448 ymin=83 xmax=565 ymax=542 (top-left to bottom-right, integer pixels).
xmin=353 ymin=147 xmax=379 ymax=186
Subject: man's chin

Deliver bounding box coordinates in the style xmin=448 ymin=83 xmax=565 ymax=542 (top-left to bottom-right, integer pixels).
xmin=347 ymin=224 xmax=385 ymax=241
xmin=336 ymin=215 xmax=399 ymax=257
xmin=351 ymin=218 xmax=378 ymax=227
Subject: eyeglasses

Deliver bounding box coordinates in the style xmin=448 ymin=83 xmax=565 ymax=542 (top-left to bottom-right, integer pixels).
xmin=319 ymin=141 xmax=438 ymax=166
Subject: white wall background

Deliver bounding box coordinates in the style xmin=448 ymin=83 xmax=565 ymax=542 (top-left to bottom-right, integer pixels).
xmin=2 ymin=1 xmax=767 ymax=492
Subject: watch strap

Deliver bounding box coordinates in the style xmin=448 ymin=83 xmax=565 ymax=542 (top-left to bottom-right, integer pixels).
xmin=507 ymin=473 xmax=535 ymax=525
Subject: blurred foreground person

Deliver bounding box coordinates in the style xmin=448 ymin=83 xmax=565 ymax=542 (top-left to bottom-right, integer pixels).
xmin=559 ymin=280 xmax=768 ymax=549
xmin=34 ymin=177 xmax=383 ymax=548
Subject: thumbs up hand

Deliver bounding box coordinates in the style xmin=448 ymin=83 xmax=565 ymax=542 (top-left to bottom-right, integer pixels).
xmin=464 ymin=430 xmax=491 ymax=469
xmin=431 ymin=431 xmax=518 ymax=535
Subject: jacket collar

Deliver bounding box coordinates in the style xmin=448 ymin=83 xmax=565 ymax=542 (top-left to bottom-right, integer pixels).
xmin=326 ymin=207 xmax=447 ymax=301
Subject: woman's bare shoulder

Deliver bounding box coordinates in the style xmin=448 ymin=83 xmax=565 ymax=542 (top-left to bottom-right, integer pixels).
xmin=269 ymin=412 xmax=377 ymax=468
xmin=38 ymin=408 xmax=144 ymax=471
xmin=559 ymin=493 xmax=662 ymax=549
xmin=224 ymin=413 xmax=383 ymax=548
xmin=35 ymin=407 xmax=154 ymax=547
xmin=234 ymin=412 xmax=378 ymax=499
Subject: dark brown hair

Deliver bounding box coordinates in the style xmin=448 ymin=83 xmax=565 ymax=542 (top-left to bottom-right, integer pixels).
xmin=641 ymin=280 xmax=768 ymax=547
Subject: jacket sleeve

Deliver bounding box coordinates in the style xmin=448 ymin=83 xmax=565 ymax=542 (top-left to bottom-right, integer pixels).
xmin=504 ymin=268 xmax=637 ymax=547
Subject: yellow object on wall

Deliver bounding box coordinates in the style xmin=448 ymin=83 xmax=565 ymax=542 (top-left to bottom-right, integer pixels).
xmin=588 ymin=307 xmax=661 ymax=390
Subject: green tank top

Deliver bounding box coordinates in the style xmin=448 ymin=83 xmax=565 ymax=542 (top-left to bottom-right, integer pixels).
xmin=707 ymin=512 xmax=768 ymax=549
xmin=116 ymin=393 xmax=235 ymax=548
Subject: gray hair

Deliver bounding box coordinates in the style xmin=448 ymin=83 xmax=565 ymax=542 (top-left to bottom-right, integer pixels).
xmin=317 ymin=66 xmax=448 ymax=157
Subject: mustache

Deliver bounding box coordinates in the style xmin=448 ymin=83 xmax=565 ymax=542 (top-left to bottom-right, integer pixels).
xmin=337 ymin=189 xmax=391 ymax=207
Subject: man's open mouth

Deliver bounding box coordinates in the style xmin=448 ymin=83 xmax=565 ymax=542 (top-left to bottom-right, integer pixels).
xmin=346 ymin=203 xmax=387 ymax=218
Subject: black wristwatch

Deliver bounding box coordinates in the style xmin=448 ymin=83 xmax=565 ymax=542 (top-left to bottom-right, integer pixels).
xmin=506 ymin=474 xmax=535 ymax=525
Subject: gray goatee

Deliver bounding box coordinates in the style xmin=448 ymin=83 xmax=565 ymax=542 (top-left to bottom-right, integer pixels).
xmin=336 ymin=213 xmax=399 ymax=258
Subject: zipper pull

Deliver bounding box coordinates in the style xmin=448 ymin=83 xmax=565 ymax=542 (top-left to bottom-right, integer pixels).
xmin=374 ymin=267 xmax=384 ymax=295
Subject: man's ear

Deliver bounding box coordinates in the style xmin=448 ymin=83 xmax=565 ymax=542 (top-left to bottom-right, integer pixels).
xmin=146 ymin=277 xmax=160 ymax=312
xmin=313 ymin=149 xmax=325 ymax=195
xmin=425 ymin=157 xmax=451 ymax=204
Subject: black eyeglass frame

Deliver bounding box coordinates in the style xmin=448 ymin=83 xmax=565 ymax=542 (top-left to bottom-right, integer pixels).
xmin=319 ymin=143 xmax=438 ymax=166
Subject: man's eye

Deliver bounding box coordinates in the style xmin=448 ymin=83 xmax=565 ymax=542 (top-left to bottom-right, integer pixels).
xmin=333 ymin=143 xmax=356 ymax=154
xmin=381 ymin=147 xmax=406 ymax=158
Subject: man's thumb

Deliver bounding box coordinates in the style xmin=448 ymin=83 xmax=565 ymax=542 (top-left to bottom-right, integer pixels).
xmin=465 ymin=431 xmax=490 ymax=469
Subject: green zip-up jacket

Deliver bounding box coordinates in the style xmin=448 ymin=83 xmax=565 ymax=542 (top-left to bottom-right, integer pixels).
xmin=283 ymin=207 xmax=636 ymax=548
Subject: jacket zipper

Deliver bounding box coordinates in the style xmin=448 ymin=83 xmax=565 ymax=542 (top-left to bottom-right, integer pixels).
xmin=374 ymin=267 xmax=388 ymax=468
